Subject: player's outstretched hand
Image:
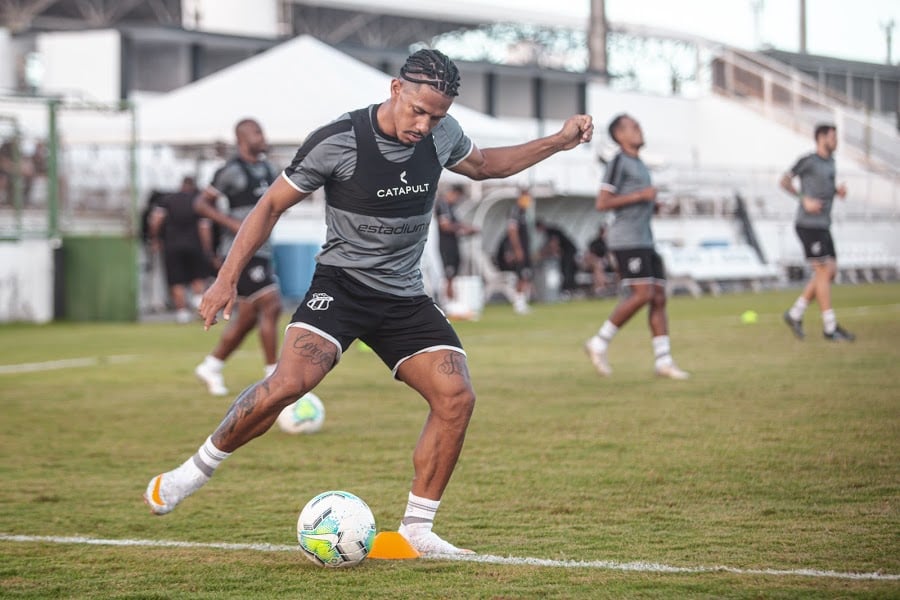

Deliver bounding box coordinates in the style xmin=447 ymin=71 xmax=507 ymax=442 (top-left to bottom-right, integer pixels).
xmin=198 ymin=278 xmax=236 ymax=330
xmin=556 ymin=115 xmax=594 ymax=150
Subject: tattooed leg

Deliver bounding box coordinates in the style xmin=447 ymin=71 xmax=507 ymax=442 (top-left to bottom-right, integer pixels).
xmin=211 ymin=327 xmax=337 ymax=452
xmin=397 ymin=349 xmax=476 ymax=500
xmin=289 ymin=329 xmax=338 ymax=377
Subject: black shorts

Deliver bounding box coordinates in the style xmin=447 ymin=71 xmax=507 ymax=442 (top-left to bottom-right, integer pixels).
xmin=289 ymin=265 xmax=464 ymax=375
xmin=507 ymin=255 xmax=534 ymax=282
xmin=612 ymin=248 xmax=666 ymax=285
xmin=513 ymin=260 xmax=534 ymax=282
xmin=237 ymin=256 xmax=279 ymax=300
xmin=795 ymin=226 xmax=836 ymax=262
xmin=496 ymin=241 xmax=533 ymax=281
xmin=164 ymin=246 xmax=209 ymax=286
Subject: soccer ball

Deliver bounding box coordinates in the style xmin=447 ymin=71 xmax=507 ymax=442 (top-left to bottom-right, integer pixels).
xmin=276 ymin=392 xmax=325 ymax=434
xmin=297 ymin=490 xmax=377 ymax=567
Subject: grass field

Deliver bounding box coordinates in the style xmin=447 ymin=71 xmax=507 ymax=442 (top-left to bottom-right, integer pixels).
xmin=1 ymin=283 xmax=899 ymax=598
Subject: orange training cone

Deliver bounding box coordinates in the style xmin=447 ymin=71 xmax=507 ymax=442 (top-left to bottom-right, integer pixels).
xmin=367 ymin=531 xmax=420 ymax=560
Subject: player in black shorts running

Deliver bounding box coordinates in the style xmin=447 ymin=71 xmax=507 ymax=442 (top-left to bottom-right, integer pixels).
xmin=780 ymin=123 xmax=855 ymax=342
xmin=144 ymin=49 xmax=594 ymax=555
xmin=585 ymin=114 xmax=688 ymax=379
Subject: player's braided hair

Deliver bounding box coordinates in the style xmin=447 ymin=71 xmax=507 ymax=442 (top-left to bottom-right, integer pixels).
xmin=400 ymin=49 xmax=461 ymax=97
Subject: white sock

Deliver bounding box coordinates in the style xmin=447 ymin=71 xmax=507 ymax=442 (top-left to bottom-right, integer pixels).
xmin=788 ymin=297 xmax=808 ymax=321
xmin=401 ymin=492 xmax=440 ymax=530
xmin=202 ymin=355 xmax=225 ymax=372
xmin=652 ymin=335 xmax=673 ymax=369
xmin=191 ymin=436 xmax=231 ymax=478
xmin=153 ymin=437 xmax=228 ymax=510
xmin=592 ymin=321 xmax=618 ymax=351
xmin=264 ymin=364 xmax=276 ymax=378
xmin=822 ymin=309 xmax=837 ymax=334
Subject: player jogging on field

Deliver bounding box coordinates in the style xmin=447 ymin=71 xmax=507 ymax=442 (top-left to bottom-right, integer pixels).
xmin=584 ymin=114 xmax=688 ymax=379
xmin=780 ymin=123 xmax=855 ymax=342
xmin=193 ymin=119 xmax=283 ymax=395
xmin=143 ymin=49 xmax=594 ymax=556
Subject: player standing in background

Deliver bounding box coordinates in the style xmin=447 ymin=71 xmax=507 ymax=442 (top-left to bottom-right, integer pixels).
xmin=503 ymin=188 xmax=535 ymax=315
xmin=780 ymin=124 xmax=855 ymax=342
xmin=535 ymin=219 xmax=579 ymax=296
xmin=584 ymin=223 xmax=615 ymax=296
xmin=192 ymin=119 xmax=283 ymax=395
xmin=435 ymin=183 xmax=479 ymax=310
xmin=148 ymin=176 xmax=210 ymax=323
xmin=584 ymin=114 xmax=688 ymax=379
xmin=143 ymin=49 xmax=593 ymax=556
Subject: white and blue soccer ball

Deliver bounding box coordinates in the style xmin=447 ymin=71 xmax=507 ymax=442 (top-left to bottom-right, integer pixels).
xmin=277 ymin=392 xmax=325 ymax=434
xmin=297 ymin=490 xmax=376 ymax=568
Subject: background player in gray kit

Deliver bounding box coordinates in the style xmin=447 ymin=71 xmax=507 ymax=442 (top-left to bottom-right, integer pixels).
xmin=144 ymin=49 xmax=594 ymax=556
xmin=193 ymin=118 xmax=283 ymax=395
xmin=584 ymin=114 xmax=689 ymax=380
xmin=780 ymin=123 xmax=855 ymax=342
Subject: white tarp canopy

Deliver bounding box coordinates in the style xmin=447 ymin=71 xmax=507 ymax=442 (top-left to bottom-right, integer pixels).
xmin=134 ymin=35 xmax=522 ymax=148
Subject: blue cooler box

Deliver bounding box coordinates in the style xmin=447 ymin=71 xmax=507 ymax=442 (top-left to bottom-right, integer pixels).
xmin=273 ymin=243 xmax=319 ymax=299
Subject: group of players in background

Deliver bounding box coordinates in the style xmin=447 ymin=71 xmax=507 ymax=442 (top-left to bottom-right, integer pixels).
xmin=586 ymin=115 xmax=855 ymax=381
xmin=143 ymin=48 xmax=855 ymax=557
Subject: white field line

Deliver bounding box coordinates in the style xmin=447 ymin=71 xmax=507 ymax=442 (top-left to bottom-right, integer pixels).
xmin=0 ymin=355 xmax=137 ymax=375
xmin=1 ymin=533 xmax=897 ymax=581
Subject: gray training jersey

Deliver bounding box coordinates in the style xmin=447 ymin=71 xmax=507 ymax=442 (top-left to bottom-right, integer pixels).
xmin=790 ymin=152 xmax=837 ymax=229
xmin=601 ymin=152 xmax=655 ymax=250
xmin=210 ymin=158 xmax=278 ymax=258
xmin=283 ymin=104 xmax=473 ymax=296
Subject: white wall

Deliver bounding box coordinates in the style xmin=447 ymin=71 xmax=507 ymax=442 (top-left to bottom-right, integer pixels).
xmin=37 ymin=30 xmax=120 ymax=102
xmin=0 ymin=239 xmax=56 ymax=324
xmin=183 ymin=0 xmax=280 ymax=38
xmin=693 ymin=95 xmax=816 ymax=171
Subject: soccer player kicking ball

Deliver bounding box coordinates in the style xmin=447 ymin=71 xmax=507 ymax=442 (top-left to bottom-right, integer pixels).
xmin=780 ymin=123 xmax=855 ymax=342
xmin=584 ymin=114 xmax=688 ymax=380
xmin=144 ymin=49 xmax=594 ymax=556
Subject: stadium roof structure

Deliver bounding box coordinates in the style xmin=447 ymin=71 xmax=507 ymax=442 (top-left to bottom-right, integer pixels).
xmin=287 ymin=0 xmax=587 ymax=31
xmin=0 ymin=0 xmax=181 ymax=32
xmin=283 ymin=0 xmax=590 ymax=63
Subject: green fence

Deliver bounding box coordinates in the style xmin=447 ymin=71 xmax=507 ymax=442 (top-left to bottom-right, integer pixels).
xmin=60 ymin=236 xmax=138 ymax=321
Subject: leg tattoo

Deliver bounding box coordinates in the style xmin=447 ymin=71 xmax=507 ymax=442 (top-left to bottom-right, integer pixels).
xmin=290 ymin=331 xmax=337 ymax=376
xmin=218 ymin=379 xmax=270 ymax=438
xmin=437 ymin=352 xmax=469 ymax=379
